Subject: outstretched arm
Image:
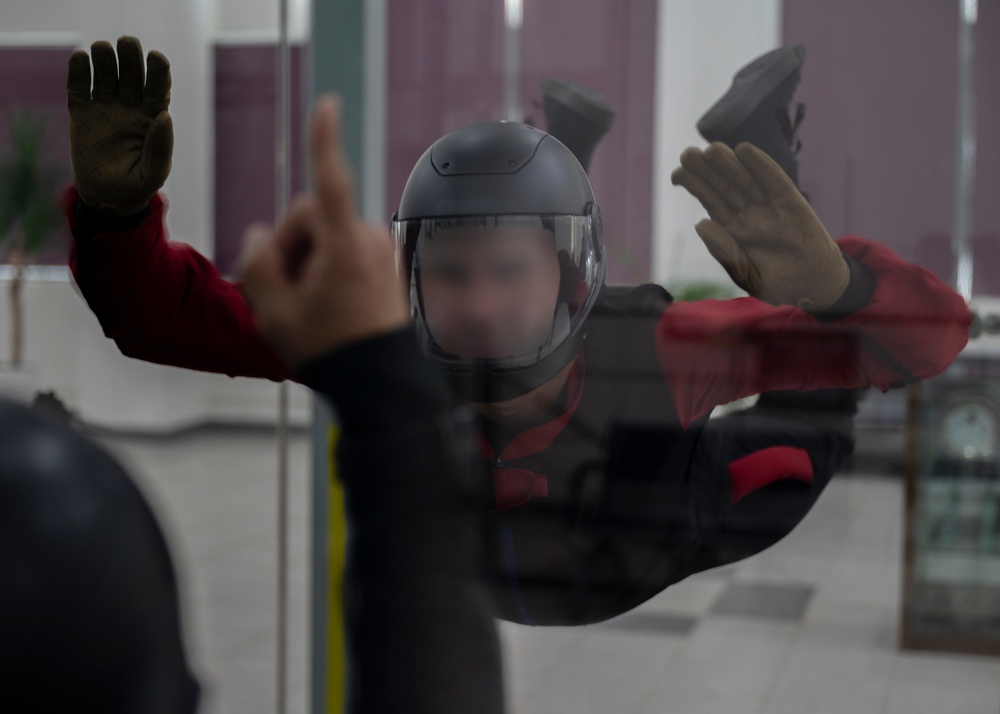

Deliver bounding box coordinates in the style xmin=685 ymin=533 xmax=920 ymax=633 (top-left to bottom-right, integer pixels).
xmin=65 ymin=36 xmax=292 ymax=381
xmin=663 ymin=142 xmax=971 ymax=426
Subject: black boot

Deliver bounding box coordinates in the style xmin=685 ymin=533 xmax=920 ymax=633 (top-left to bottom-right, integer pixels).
xmin=541 ymin=78 xmax=617 ymax=173
xmin=697 ymin=43 xmax=807 ymax=185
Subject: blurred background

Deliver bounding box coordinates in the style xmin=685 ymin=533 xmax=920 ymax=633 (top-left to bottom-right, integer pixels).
xmin=1 ymin=0 xmax=998 ymax=712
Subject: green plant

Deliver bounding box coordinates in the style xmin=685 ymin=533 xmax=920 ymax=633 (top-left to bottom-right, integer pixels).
xmin=669 ymin=280 xmax=738 ymax=302
xmin=0 ymin=109 xmax=65 ymax=367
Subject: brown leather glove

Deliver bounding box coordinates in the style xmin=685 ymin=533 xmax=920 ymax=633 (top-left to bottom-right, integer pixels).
xmin=67 ymin=36 xmax=173 ymax=216
xmin=671 ymin=141 xmax=850 ymax=312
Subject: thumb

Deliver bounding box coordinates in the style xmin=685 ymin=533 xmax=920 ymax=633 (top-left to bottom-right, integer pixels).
xmin=140 ymin=112 xmax=173 ymax=190
xmin=694 ymin=219 xmax=754 ymax=291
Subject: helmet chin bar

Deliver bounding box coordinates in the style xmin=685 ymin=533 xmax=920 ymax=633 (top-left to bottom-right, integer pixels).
xmin=437 ymin=326 xmax=588 ymax=403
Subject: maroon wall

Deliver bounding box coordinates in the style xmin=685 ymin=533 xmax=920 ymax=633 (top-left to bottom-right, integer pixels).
xmin=213 ymin=44 xmax=306 ymax=273
xmin=784 ymin=0 xmax=1000 ymax=293
xmin=385 ymin=0 xmax=659 ymax=284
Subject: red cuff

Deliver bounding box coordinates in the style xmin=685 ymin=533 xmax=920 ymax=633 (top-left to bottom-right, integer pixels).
xmin=728 ymin=446 xmax=813 ymax=505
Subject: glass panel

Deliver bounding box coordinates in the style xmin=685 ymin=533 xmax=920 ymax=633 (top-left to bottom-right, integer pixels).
xmin=363 ymin=0 xmax=996 ymax=710
xmin=3 ymin=0 xmax=997 ymax=711
xmin=0 ymin=2 xmax=314 ymax=713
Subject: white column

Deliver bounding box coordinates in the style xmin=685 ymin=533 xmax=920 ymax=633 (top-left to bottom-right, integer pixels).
xmin=652 ymin=0 xmax=782 ymax=289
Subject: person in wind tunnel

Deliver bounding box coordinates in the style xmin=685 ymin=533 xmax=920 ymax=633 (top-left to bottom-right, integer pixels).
xmin=390 ymin=53 xmax=971 ymax=625
xmin=63 ymin=37 xmax=971 ymax=628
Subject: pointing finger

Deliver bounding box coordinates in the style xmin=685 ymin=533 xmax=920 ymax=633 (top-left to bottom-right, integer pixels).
xmin=310 ymin=96 xmax=358 ymax=244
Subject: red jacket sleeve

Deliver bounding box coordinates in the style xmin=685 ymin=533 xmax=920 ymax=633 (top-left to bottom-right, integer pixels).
xmin=658 ymin=236 xmax=972 ymax=427
xmin=64 ymin=186 xmax=295 ymax=382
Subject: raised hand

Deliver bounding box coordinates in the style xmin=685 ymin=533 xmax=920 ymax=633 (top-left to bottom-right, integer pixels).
xmin=67 ymin=35 xmax=173 ymax=216
xmin=671 ymin=141 xmax=849 ymax=312
xmin=237 ymin=97 xmax=409 ymax=367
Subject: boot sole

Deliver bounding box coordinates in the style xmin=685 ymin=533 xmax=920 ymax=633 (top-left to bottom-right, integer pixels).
xmin=697 ymin=43 xmax=806 ymax=139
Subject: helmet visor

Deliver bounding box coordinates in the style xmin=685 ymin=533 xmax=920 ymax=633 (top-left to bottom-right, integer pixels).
xmin=395 ymin=214 xmax=603 ymax=371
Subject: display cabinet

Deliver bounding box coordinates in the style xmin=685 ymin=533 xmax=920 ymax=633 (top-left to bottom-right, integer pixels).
xmin=901 ymin=299 xmax=1000 ymax=655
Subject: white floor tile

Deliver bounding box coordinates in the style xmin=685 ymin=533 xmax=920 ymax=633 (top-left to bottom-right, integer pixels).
xmin=883 ymin=651 xmax=1000 ymax=714
xmin=88 ymin=430 xmax=1000 ymax=714
xmin=634 ymin=619 xmax=797 ymax=714
xmin=514 ymin=627 xmax=682 ymax=714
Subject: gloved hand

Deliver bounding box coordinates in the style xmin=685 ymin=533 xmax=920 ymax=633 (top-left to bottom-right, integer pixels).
xmin=67 ymin=36 xmax=173 ymax=216
xmin=671 ymin=141 xmax=850 ymax=312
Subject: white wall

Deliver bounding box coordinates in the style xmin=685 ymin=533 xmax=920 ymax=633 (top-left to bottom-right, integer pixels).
xmin=653 ymin=0 xmax=782 ymax=288
xmin=0 ymin=0 xmax=80 ymax=39
xmin=0 ymin=275 xmax=313 ymax=430
xmin=214 ymin=0 xmax=311 ymax=41
xmin=0 ymin=0 xmax=313 ymax=432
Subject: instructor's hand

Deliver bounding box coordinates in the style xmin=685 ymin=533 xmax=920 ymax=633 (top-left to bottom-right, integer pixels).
xmin=237 ymin=96 xmax=408 ymax=368
xmin=67 ymin=36 xmax=173 ymax=216
xmin=671 ymin=141 xmax=849 ymax=312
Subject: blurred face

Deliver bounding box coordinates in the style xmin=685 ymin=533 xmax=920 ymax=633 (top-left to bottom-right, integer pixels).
xmin=419 ymin=226 xmax=561 ymax=359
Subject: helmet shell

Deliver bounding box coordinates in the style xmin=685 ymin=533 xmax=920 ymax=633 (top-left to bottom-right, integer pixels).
xmin=397 ymin=121 xmax=598 ymax=219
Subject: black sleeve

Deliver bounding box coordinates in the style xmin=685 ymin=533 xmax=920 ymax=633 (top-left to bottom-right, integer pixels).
xmin=689 ymin=388 xmax=858 ymax=569
xmin=813 ymin=253 xmax=878 ymax=321
xmin=695 ymin=253 xmax=870 ymax=559
xmin=299 ymin=328 xmax=506 ymax=714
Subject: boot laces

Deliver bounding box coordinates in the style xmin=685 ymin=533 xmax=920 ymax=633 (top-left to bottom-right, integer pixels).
xmin=777 ymin=102 xmax=806 ymax=155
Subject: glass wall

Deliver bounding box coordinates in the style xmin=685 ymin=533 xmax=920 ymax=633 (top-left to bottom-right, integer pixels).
xmin=0 ymin=2 xmax=312 ymax=713
xmin=1 ymin=0 xmax=997 ymax=713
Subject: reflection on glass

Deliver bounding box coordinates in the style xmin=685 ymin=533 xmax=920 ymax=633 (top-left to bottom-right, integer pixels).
xmin=5 ymin=0 xmax=1000 ymax=710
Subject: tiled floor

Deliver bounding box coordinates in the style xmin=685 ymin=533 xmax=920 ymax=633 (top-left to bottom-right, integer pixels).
xmin=90 ymin=425 xmax=1000 ymax=714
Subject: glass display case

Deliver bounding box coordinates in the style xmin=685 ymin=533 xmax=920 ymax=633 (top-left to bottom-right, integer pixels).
xmin=903 ymin=345 xmax=1000 ymax=655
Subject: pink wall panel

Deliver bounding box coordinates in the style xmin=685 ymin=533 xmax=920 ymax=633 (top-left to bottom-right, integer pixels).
xmin=385 ymin=0 xmax=658 ymax=285
xmin=784 ymin=0 xmax=1000 ymax=294
xmin=213 ymin=44 xmax=306 ymax=274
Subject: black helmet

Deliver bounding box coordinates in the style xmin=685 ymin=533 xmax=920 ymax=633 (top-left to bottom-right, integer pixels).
xmin=392 ymin=121 xmax=606 ymax=402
